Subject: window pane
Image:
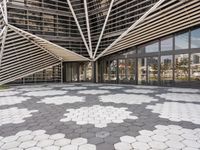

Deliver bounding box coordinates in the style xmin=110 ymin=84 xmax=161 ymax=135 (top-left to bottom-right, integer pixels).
xmin=160 ymin=55 xmax=173 ymax=85
xmin=110 ymin=60 xmax=117 ymax=81
xmin=147 ymin=57 xmax=159 ymax=85
xmin=175 ymin=32 xmax=189 ymax=50
xmin=118 ymin=59 xmax=126 ymax=81
xmin=175 ymin=54 xmax=189 ymax=81
xmin=138 ymin=58 xmax=147 ymax=85
xmin=103 ymin=60 xmax=109 ymax=81
xmin=127 ymin=59 xmax=136 ymax=81
xmin=191 ymin=28 xmax=200 ymax=48
xmin=145 ymin=42 xmax=159 ymax=53
xmin=161 ymin=37 xmax=173 ymax=51
xmin=190 ymin=53 xmax=200 ymax=81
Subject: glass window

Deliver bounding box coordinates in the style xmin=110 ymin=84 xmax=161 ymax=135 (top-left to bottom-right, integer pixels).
xmin=103 ymin=60 xmax=109 ymax=81
xmin=175 ymin=32 xmax=189 ymax=50
xmin=160 ymin=55 xmax=173 ymax=84
xmin=86 ymin=62 xmax=92 ymax=81
xmin=138 ymin=58 xmax=147 ymax=85
xmin=147 ymin=57 xmax=159 ymax=85
xmin=190 ymin=53 xmax=200 ymax=81
xmin=161 ymin=37 xmax=173 ymax=51
xmin=175 ymin=54 xmax=189 ymax=82
xmin=145 ymin=42 xmax=159 ymax=53
xmin=110 ymin=60 xmax=117 ymax=81
xmin=191 ymin=28 xmax=200 ymax=48
xmin=127 ymin=59 xmax=136 ymax=81
xmin=118 ymin=59 xmax=126 ymax=81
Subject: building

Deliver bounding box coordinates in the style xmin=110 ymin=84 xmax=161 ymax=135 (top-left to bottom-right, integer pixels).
xmin=0 ymin=0 xmax=200 ymax=87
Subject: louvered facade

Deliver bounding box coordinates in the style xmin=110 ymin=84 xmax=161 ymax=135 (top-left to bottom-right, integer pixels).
xmin=0 ymin=0 xmax=200 ymax=86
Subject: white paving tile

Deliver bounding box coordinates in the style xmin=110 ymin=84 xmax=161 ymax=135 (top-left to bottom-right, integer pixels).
xmin=0 ymin=91 xmax=20 ymax=96
xmin=168 ymin=88 xmax=200 ymax=93
xmin=78 ymin=90 xmax=110 ymax=95
xmin=124 ymin=89 xmax=155 ymax=94
xmin=146 ymin=102 xmax=200 ymax=124
xmin=0 ymin=96 xmax=30 ymax=106
xmin=23 ymin=90 xmax=67 ymax=97
xmin=99 ymin=94 xmax=158 ymax=105
xmin=0 ymin=130 xmax=95 ymax=150
xmin=156 ymin=93 xmax=200 ymax=102
xmin=38 ymin=95 xmax=85 ymax=105
xmin=99 ymin=86 xmax=123 ymax=90
xmin=62 ymin=87 xmax=87 ymax=90
xmin=0 ymin=107 xmax=38 ymax=126
xmin=18 ymin=87 xmax=53 ymax=92
xmin=60 ymin=105 xmax=138 ymax=128
xmin=114 ymin=125 xmax=200 ymax=150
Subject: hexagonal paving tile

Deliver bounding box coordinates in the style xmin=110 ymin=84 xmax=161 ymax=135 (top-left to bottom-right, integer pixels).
xmin=60 ymin=105 xmax=138 ymax=128
xmin=0 ymin=130 xmax=96 ymax=150
xmin=23 ymin=90 xmax=67 ymax=97
xmin=99 ymin=94 xmax=158 ymax=105
xmin=0 ymin=107 xmax=38 ymax=126
xmin=0 ymin=91 xmax=20 ymax=96
xmin=114 ymin=125 xmax=200 ymax=150
xmin=124 ymin=89 xmax=155 ymax=94
xmin=38 ymin=95 xmax=85 ymax=105
xmin=62 ymin=87 xmax=87 ymax=90
xmin=0 ymin=96 xmax=30 ymax=106
xmin=78 ymin=90 xmax=110 ymax=95
xmin=99 ymin=86 xmax=123 ymax=90
xmin=146 ymin=102 xmax=200 ymax=124
xmin=168 ymin=88 xmax=200 ymax=93
xmin=156 ymin=93 xmax=200 ymax=102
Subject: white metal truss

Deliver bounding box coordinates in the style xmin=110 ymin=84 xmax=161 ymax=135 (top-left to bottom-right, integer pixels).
xmin=0 ymin=26 xmax=7 ymax=67
xmin=94 ymin=0 xmax=166 ymax=61
xmin=66 ymin=0 xmax=92 ymax=58
xmin=84 ymin=0 xmax=93 ymax=54
xmin=93 ymin=0 xmax=115 ymax=59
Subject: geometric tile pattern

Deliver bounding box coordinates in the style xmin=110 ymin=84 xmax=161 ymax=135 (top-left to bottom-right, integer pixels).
xmin=38 ymin=96 xmax=85 ymax=105
xmin=18 ymin=87 xmax=53 ymax=92
xmin=114 ymin=125 xmax=200 ymax=150
xmin=0 ymin=130 xmax=96 ymax=150
xmin=0 ymin=96 xmax=30 ymax=106
xmin=157 ymin=93 xmax=200 ymax=102
xmin=0 ymin=91 xmax=20 ymax=96
xmin=99 ymin=94 xmax=158 ymax=105
xmin=23 ymin=90 xmax=67 ymax=97
xmin=60 ymin=105 xmax=138 ymax=128
xmin=146 ymin=102 xmax=200 ymax=124
xmin=124 ymin=89 xmax=155 ymax=94
xmin=0 ymin=84 xmax=200 ymax=150
xmin=62 ymin=87 xmax=87 ymax=90
xmin=99 ymin=86 xmax=123 ymax=90
xmin=78 ymin=90 xmax=110 ymax=95
xmin=0 ymin=107 xmax=38 ymax=126
xmin=168 ymin=88 xmax=200 ymax=93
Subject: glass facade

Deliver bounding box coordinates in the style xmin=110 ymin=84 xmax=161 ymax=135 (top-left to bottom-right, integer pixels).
xmin=99 ymin=26 xmax=200 ymax=87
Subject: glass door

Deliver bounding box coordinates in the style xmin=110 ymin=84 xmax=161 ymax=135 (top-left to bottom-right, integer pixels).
xmin=110 ymin=60 xmax=117 ymax=83
xmin=147 ymin=57 xmax=159 ymax=85
xmin=138 ymin=58 xmax=147 ymax=85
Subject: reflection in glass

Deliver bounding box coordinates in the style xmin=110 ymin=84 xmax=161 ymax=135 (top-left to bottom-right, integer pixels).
xmin=103 ymin=60 xmax=109 ymax=81
xmin=190 ymin=53 xmax=200 ymax=81
xmin=72 ymin=63 xmax=78 ymax=82
xmin=147 ymin=57 xmax=159 ymax=85
xmin=175 ymin=54 xmax=189 ymax=82
xmin=175 ymin=32 xmax=189 ymax=50
xmin=127 ymin=59 xmax=136 ymax=82
xmin=79 ymin=63 xmax=86 ymax=81
xmin=138 ymin=58 xmax=147 ymax=84
xmin=191 ymin=28 xmax=200 ymax=48
xmin=118 ymin=59 xmax=126 ymax=81
xmin=86 ymin=62 xmax=92 ymax=81
xmin=161 ymin=37 xmax=173 ymax=51
xmin=110 ymin=60 xmax=117 ymax=81
xmin=145 ymin=42 xmax=159 ymax=53
xmin=160 ymin=55 xmax=173 ymax=85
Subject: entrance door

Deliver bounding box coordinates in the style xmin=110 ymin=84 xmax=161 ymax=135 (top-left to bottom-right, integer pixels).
xmin=138 ymin=58 xmax=147 ymax=85
xmin=147 ymin=57 xmax=159 ymax=85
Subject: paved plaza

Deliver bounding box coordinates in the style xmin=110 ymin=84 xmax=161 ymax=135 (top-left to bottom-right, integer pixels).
xmin=0 ymin=83 xmax=200 ymax=150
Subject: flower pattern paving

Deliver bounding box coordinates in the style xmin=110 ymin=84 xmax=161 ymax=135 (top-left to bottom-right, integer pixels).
xmin=38 ymin=96 xmax=85 ymax=105
xmin=0 ymin=107 xmax=38 ymax=126
xmin=157 ymin=93 xmax=200 ymax=102
xmin=146 ymin=102 xmax=200 ymax=124
xmin=60 ymin=105 xmax=138 ymax=128
xmin=0 ymin=130 xmax=96 ymax=150
xmin=0 ymin=84 xmax=200 ymax=150
xmin=0 ymin=96 xmax=30 ymax=106
xmin=99 ymin=94 xmax=158 ymax=104
xmin=114 ymin=125 xmax=200 ymax=150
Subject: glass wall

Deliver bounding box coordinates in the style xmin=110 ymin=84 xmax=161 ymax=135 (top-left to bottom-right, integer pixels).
xmin=99 ymin=25 xmax=200 ymax=87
